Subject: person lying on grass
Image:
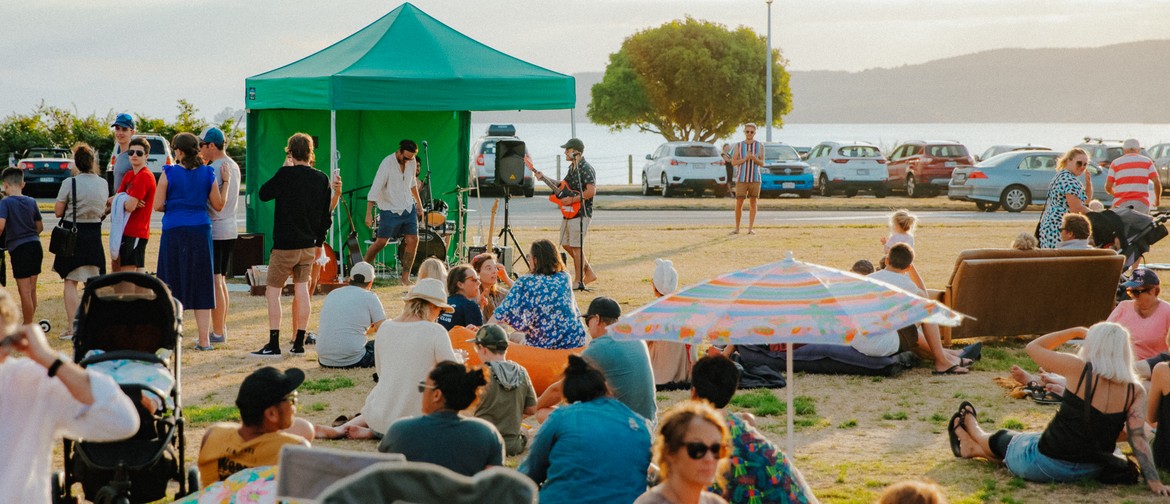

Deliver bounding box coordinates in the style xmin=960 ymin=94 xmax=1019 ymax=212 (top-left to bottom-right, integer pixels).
xmin=949 ymin=323 xmax=1170 ymax=495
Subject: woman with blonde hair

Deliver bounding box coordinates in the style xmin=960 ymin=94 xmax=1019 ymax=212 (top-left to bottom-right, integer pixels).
xmin=950 ymin=322 xmax=1170 ymax=494
xmin=1038 ymin=147 xmax=1093 ymax=248
xmin=417 ymin=257 xmax=447 ymax=283
xmin=636 ymin=401 xmax=730 ymax=504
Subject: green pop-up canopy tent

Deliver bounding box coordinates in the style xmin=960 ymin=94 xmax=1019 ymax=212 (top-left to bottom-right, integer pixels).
xmin=244 ymin=2 xmax=575 ymax=272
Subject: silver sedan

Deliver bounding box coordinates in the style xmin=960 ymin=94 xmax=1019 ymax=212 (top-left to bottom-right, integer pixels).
xmin=949 ymin=150 xmax=1115 ymax=212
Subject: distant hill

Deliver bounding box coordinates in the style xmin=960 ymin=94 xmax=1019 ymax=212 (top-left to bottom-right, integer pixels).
xmin=473 ymin=40 xmax=1170 ymax=124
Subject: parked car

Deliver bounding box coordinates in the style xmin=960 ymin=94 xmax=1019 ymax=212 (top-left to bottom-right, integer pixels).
xmin=641 ymin=141 xmax=727 ymax=197
xmin=805 ymin=141 xmax=888 ymax=197
xmin=793 ymin=146 xmax=811 ymax=160
xmin=886 ymin=140 xmax=974 ymax=198
xmin=17 ymin=147 xmax=73 ymax=197
xmin=1150 ymin=142 xmax=1170 ymax=194
xmin=105 ymin=134 xmax=173 ymax=192
xmin=759 ymin=143 xmax=813 ymax=198
xmin=1075 ymin=138 xmax=1150 ymax=169
xmin=470 ymin=124 xmax=534 ymax=197
xmin=975 ymin=144 xmax=1050 ymax=162
xmin=948 ymin=150 xmax=1114 ymax=212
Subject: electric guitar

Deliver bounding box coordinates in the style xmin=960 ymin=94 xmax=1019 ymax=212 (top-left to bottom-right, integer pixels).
xmin=486 ymin=199 xmax=498 ymax=251
xmin=536 ymin=174 xmax=582 ymax=219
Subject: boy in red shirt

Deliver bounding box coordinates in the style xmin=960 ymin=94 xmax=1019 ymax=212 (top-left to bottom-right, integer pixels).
xmin=109 ymin=137 xmax=156 ymax=272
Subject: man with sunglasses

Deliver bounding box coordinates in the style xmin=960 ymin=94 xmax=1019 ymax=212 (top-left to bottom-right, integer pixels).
xmin=109 ymin=113 xmax=135 ymax=194
xmin=730 ymin=123 xmax=764 ymax=235
xmin=1056 ymin=213 xmax=1094 ymax=250
xmin=197 ymin=366 xmax=311 ymax=488
xmin=108 ymin=136 xmax=155 ymax=273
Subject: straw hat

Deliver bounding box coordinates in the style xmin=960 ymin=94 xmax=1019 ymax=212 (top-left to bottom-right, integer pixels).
xmin=404 ymin=278 xmax=454 ymax=312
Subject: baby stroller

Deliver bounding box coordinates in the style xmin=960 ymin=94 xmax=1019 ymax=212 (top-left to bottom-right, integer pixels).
xmin=52 ymin=272 xmax=198 ymax=503
xmin=1086 ymin=208 xmax=1170 ymax=301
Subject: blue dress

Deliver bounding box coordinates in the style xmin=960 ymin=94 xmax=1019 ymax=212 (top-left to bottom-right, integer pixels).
xmin=492 ymin=271 xmax=586 ymax=349
xmin=157 ymin=164 xmax=215 ymax=310
xmin=1039 ymin=169 xmax=1087 ymax=249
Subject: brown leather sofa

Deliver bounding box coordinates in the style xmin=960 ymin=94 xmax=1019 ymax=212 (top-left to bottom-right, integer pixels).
xmin=932 ymin=248 xmax=1124 ymax=344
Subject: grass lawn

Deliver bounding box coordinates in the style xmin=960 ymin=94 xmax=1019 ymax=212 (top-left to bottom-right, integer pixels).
xmin=27 ymin=215 xmax=1170 ymax=503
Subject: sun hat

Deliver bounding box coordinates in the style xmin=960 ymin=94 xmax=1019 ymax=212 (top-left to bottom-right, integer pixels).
xmin=236 ymin=366 xmax=304 ymax=412
xmin=198 ymin=127 xmax=226 ymax=147
xmin=404 ymin=278 xmax=454 ymax=312
xmin=111 ymin=113 xmax=135 ymax=130
xmin=560 ymin=138 xmax=585 ymax=152
xmin=349 ymin=261 xmax=376 ymax=283
xmin=1123 ymin=138 xmax=1141 ymax=151
xmin=583 ymin=296 xmax=622 ymax=320
xmin=467 ymin=324 xmax=509 ymax=352
xmin=652 ymin=258 xmax=679 ymax=295
xmin=1122 ymin=268 xmax=1160 ymax=289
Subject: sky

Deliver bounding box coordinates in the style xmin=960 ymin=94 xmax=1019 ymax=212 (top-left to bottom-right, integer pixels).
xmin=2 ymin=0 xmax=1167 ymax=120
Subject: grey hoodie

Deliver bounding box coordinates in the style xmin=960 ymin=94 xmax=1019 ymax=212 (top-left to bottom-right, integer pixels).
xmin=486 ymin=360 xmax=524 ymax=390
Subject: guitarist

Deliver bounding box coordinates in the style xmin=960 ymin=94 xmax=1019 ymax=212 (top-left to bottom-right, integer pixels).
xmin=531 ymin=138 xmax=596 ymax=288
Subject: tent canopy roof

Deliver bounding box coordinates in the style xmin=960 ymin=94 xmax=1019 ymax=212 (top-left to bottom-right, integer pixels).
xmin=245 ymin=2 xmax=575 ymax=111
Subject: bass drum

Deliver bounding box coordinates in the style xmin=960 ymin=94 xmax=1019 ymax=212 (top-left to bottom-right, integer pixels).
xmin=399 ymin=230 xmax=448 ymax=275
xmin=425 ymin=199 xmax=449 ymax=229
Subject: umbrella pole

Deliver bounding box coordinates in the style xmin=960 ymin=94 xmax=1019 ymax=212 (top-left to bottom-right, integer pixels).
xmin=787 ymin=341 xmax=794 ymax=455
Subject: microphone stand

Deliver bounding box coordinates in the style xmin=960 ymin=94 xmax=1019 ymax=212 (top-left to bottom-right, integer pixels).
xmin=573 ymin=154 xmax=589 ymax=292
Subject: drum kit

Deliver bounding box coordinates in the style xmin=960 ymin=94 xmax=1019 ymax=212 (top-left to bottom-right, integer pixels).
xmin=396 ymin=198 xmax=458 ymax=275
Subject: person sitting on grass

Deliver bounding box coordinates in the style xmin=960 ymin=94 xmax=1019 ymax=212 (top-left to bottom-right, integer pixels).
xmin=378 ymin=361 xmax=504 ymax=477
xmin=316 ymin=262 xmax=386 ymax=369
xmin=418 ymin=256 xmax=448 ymax=284
xmin=197 ymin=367 xmax=312 ymax=488
xmin=850 ymin=244 xmax=972 ymax=375
xmin=438 ymin=264 xmax=483 ymax=331
xmin=1009 ymin=232 xmax=1038 ymax=251
xmin=519 ymin=355 xmax=652 ymax=504
xmin=469 ymin=324 xmax=537 ymax=456
xmin=690 ymin=355 xmax=817 ymax=503
xmin=647 ymin=258 xmax=693 ymax=390
xmin=1056 ymin=213 xmax=1094 ymax=250
xmin=877 ymin=480 xmax=947 ymax=504
xmin=491 ymin=239 xmax=587 ymax=350
xmin=950 ymin=323 xmax=1170 ymax=495
xmin=636 ymin=400 xmax=730 ymax=504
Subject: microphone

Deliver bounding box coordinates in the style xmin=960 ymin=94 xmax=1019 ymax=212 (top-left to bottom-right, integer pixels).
xmin=422 ymin=140 xmax=428 ymax=148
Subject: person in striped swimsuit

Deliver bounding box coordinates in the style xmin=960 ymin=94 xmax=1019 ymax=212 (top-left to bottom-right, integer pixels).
xmin=1106 ymin=138 xmax=1161 ymax=214
xmin=730 ymin=124 xmax=764 ymax=235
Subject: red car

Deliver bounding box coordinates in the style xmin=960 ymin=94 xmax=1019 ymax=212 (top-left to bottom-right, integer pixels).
xmin=886 ymin=140 xmax=975 ymax=198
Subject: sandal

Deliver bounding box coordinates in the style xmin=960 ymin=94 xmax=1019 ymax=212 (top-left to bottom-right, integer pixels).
xmin=958 ymin=400 xmax=977 ymax=420
xmin=1030 ymin=389 xmax=1062 ymax=405
xmin=933 ymin=365 xmax=968 ymax=375
xmin=948 ymin=412 xmax=964 ymax=457
xmin=332 ymin=415 xmax=349 ymax=427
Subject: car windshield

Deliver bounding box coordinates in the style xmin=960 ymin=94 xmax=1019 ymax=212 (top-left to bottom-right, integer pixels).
xmin=928 ymin=145 xmax=968 ymax=157
xmin=481 ymin=142 xmax=496 ymax=155
xmin=836 ymin=145 xmax=880 ymax=158
xmin=765 ymin=144 xmax=801 ymax=162
xmin=147 ymin=139 xmax=167 ymax=156
xmin=674 ymin=145 xmax=718 ymax=157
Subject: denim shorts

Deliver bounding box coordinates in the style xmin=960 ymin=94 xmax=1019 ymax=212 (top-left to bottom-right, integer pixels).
xmin=377 ymin=207 xmax=418 ymax=239
xmin=1003 ymin=432 xmax=1103 ymax=482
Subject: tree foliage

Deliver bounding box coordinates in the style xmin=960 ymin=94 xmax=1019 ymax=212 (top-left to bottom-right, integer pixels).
xmin=589 ymin=17 xmax=792 ymax=143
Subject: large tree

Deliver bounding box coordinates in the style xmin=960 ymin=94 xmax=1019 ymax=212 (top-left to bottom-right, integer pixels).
xmin=589 ymin=17 xmax=792 ymax=142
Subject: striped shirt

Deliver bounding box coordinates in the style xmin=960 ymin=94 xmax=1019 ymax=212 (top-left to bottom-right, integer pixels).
xmin=734 ymin=140 xmax=762 ymax=183
xmin=1107 ymin=153 xmax=1156 ymax=210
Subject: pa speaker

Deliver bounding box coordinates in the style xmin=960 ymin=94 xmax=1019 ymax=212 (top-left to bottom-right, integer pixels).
xmin=496 ymin=140 xmax=526 ymax=187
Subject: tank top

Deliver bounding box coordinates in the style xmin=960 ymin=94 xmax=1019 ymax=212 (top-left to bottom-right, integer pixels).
xmin=161 ymin=164 xmax=214 ymax=230
xmin=1038 ymin=363 xmax=1134 ymax=463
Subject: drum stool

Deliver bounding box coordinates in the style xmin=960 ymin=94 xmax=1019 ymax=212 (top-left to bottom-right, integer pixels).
xmin=364 ymin=238 xmax=401 ymax=278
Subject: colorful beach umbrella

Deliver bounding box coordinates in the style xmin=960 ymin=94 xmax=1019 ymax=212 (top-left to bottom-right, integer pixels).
xmin=611 ymin=252 xmax=965 ymax=452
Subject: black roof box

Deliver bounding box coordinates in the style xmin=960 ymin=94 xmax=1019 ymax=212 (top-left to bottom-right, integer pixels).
xmin=486 ymin=124 xmax=516 ymax=137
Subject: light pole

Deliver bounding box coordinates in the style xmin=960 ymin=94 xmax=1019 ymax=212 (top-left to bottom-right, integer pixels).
xmin=765 ymin=0 xmax=773 ymax=142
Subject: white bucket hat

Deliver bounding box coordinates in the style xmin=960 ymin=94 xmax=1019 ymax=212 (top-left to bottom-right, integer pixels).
xmin=404 ymin=278 xmax=454 ymax=312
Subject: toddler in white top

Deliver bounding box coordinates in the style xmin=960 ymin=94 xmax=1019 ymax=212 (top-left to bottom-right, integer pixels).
xmin=881 ymin=209 xmax=917 ymax=252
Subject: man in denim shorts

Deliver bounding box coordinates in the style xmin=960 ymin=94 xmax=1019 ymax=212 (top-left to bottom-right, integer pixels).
xmin=252 ymin=133 xmax=332 ymax=357
xmin=365 ymin=140 xmax=424 ymax=285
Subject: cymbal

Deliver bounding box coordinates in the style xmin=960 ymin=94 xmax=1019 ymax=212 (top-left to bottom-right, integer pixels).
xmin=444 ymin=186 xmax=477 ymax=194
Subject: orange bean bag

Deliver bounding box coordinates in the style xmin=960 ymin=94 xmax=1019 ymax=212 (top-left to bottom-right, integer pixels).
xmin=448 ymin=326 xmax=582 ymax=395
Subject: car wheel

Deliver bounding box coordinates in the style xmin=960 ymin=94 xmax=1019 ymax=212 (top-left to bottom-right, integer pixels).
xmin=874 ymin=186 xmax=888 ymax=198
xmin=906 ymin=174 xmax=920 ymax=198
xmin=844 ymin=189 xmax=858 ymax=198
xmin=713 ymin=186 xmax=728 ymax=198
xmin=975 ymin=201 xmax=1000 ymax=212
xmin=523 ymin=183 xmax=534 ymax=198
xmin=641 ymin=173 xmax=653 ymax=196
xmin=818 ymin=175 xmax=831 ymax=197
xmin=661 ymin=174 xmax=674 ymax=198
xmin=798 ymin=190 xmax=812 ymax=199
xmin=1000 ymin=185 xmax=1030 ymax=213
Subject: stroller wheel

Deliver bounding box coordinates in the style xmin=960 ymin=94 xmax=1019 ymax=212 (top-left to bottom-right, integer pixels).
xmin=50 ymin=471 xmax=65 ymax=504
xmin=39 ymin=319 xmax=51 ymax=333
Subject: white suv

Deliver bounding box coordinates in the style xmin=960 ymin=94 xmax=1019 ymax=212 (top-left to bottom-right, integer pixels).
xmin=469 ymin=124 xmax=534 ymax=197
xmin=805 ymin=141 xmax=889 ymax=197
xmin=106 ymin=133 xmax=173 ymax=180
xmin=641 ymin=142 xmax=727 ymax=197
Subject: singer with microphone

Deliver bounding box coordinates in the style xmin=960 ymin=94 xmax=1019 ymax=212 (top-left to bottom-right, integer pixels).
xmin=532 ymin=138 xmax=596 ymax=288
xmin=366 ymin=139 xmax=425 ymax=285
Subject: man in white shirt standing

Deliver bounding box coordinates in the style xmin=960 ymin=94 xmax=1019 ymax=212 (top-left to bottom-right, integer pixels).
xmin=1106 ymin=138 xmax=1161 ymax=214
xmin=0 ymin=289 xmax=139 ymax=502
xmin=200 ymin=127 xmax=241 ymax=344
xmin=366 ymin=140 xmax=425 ymax=285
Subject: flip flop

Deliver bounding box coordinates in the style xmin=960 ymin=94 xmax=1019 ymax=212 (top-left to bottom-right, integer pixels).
xmin=933 ymin=365 xmax=968 ymax=375
xmin=958 ymin=342 xmax=983 ymax=362
xmin=332 ymin=415 xmax=349 ymax=427
xmin=1030 ymin=389 xmax=1062 ymax=405
xmin=948 ymin=412 xmax=963 ymax=457
xmin=958 ymin=400 xmax=977 ymax=420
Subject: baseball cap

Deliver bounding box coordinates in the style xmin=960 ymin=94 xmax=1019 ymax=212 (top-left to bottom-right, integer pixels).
xmin=467 ymin=324 xmax=509 ymax=352
xmin=652 ymin=258 xmax=678 ymax=295
xmin=199 ymin=127 xmax=226 ymax=147
xmin=236 ymin=366 xmax=305 ymax=412
xmin=404 ymin=278 xmax=454 ymax=313
xmin=584 ymin=296 xmax=621 ymax=320
xmin=560 ymin=138 xmax=585 ymax=152
xmin=1123 ymin=138 xmax=1141 ymax=151
xmin=111 ymin=113 xmax=135 ymax=130
xmin=1122 ymin=268 xmax=1160 ymax=289
xmin=349 ymin=261 xmax=376 ymax=283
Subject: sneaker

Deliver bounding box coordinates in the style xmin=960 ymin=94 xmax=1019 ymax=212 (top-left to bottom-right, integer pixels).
xmin=305 ymin=332 xmax=317 ymax=345
xmin=193 ymin=343 xmax=214 ymax=351
xmin=289 ymin=346 xmax=306 ymax=355
xmin=209 ymin=333 xmax=226 ymax=344
xmin=251 ymin=345 xmax=281 ymax=357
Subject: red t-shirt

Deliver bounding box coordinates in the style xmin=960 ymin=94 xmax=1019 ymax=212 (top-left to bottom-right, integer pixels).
xmin=118 ymin=167 xmax=156 ymax=239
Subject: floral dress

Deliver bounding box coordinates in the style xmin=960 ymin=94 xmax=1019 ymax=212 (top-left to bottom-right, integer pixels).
xmin=710 ymin=412 xmax=816 ymax=504
xmin=1039 ymin=169 xmax=1087 ymax=249
xmin=492 ymin=271 xmax=587 ymax=349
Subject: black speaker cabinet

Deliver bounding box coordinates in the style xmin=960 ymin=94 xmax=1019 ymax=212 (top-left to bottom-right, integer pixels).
xmin=495 ymin=140 xmax=526 ymax=187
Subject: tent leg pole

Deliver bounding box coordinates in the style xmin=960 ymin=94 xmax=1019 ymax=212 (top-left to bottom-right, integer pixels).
xmin=330 ymin=110 xmax=340 ymax=273
xmin=787 ymin=341 xmax=794 ymax=455
xmin=570 ymin=109 xmax=576 ymax=138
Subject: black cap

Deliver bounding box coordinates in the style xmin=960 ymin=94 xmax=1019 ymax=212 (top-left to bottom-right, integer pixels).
xmin=584 ymin=296 xmax=621 ymax=319
xmin=560 ymin=138 xmax=585 ymax=152
xmin=236 ymin=367 xmax=305 ymax=412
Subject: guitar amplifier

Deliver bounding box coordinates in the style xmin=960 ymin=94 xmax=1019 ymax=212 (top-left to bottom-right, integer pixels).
xmin=466 ymin=245 xmax=516 ymax=276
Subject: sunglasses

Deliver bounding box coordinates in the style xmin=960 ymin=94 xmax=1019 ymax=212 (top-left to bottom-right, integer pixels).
xmin=1074 ymin=160 xmax=1087 ymax=167
xmin=683 ymin=442 xmax=728 ymax=460
xmin=1128 ymin=287 xmax=1154 ymax=296
xmin=418 ymin=380 xmax=435 ymax=393
xmin=127 ymin=150 xmax=146 ymax=157
xmin=744 ymin=130 xmax=756 ymax=134
xmin=282 ymin=392 xmax=298 ymax=405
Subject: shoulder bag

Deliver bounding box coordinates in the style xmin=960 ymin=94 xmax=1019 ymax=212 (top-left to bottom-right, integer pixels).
xmin=49 ymin=177 xmax=78 ymax=257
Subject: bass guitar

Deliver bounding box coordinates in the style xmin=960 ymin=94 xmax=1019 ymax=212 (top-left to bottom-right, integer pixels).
xmin=538 ymin=175 xmax=582 ymax=219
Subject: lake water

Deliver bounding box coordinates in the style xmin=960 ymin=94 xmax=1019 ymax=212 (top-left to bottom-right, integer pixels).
xmin=470 ymin=121 xmax=1170 ymax=186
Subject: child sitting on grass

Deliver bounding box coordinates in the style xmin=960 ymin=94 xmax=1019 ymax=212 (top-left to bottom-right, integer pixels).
xmin=469 ymin=324 xmax=537 ymax=456
xmin=0 ymin=167 xmax=44 ymax=324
